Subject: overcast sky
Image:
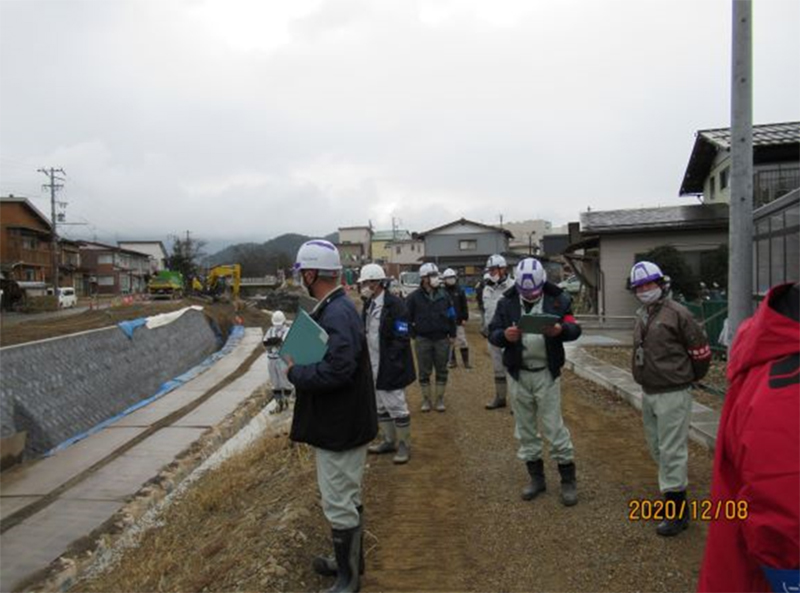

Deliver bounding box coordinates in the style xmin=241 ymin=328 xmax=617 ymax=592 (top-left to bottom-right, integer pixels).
xmin=1 ymin=0 xmax=798 ymax=252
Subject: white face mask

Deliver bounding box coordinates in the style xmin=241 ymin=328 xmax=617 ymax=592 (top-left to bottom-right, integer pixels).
xmin=445 ymin=278 xmax=456 ymax=286
xmin=429 ymin=277 xmax=441 ymax=288
xmin=489 ymin=273 xmax=500 ymax=283
xmin=636 ymin=287 xmax=662 ymax=305
xmin=360 ymin=286 xmax=374 ymax=300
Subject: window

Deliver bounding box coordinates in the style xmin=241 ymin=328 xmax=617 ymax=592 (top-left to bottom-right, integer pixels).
xmin=98 ymin=275 xmax=115 ymax=286
xmin=22 ymin=236 xmax=37 ymax=250
xmin=720 ymin=167 xmax=729 ymax=190
xmin=459 ymin=240 xmax=477 ymax=251
xmin=396 ymin=246 xmax=401 ymax=255
xmin=98 ymin=254 xmax=113 ymax=265
xmin=709 ymin=175 xmax=716 ymax=201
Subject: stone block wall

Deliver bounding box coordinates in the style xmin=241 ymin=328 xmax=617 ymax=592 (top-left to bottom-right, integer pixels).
xmin=0 ymin=309 xmax=220 ymax=457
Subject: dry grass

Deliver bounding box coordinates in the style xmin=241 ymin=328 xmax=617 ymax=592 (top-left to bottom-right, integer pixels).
xmin=75 ymin=434 xmax=327 ymax=593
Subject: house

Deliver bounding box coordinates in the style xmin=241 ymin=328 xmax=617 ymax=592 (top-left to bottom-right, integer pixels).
xmin=78 ymin=241 xmax=151 ymax=295
xmin=385 ymin=236 xmax=425 ymax=278
xmin=118 ymin=241 xmax=167 ymax=274
xmin=679 ymin=121 xmax=800 ymax=207
xmin=504 ymin=219 xmax=553 ymax=255
xmin=371 ymin=229 xmax=412 ymax=264
xmin=336 ymin=225 xmax=373 ymax=265
xmin=0 ymin=196 xmax=55 ymax=284
xmin=416 ymin=218 xmax=514 ymax=285
xmin=575 ymin=204 xmax=729 ymax=318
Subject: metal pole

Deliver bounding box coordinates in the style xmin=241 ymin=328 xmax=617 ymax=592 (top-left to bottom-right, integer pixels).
xmin=728 ymin=0 xmax=753 ymax=346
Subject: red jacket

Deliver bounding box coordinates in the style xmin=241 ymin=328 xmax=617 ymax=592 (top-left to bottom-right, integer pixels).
xmin=698 ymin=284 xmax=799 ymax=592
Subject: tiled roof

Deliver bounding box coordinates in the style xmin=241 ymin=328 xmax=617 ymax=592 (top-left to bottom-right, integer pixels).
xmin=680 ymin=122 xmax=800 ymax=195
xmin=581 ymin=204 xmax=729 ymax=234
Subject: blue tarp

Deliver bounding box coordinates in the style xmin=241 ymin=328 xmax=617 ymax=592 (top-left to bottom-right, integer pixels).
xmin=117 ymin=318 xmax=148 ymax=339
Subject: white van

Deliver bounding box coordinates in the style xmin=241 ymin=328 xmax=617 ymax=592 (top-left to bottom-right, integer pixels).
xmin=57 ymin=287 xmax=77 ymax=308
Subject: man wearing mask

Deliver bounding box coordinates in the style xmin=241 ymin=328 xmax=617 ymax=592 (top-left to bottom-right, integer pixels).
xmin=489 ymin=257 xmax=581 ymax=506
xmin=442 ymin=268 xmax=471 ymax=369
xmin=483 ymin=254 xmax=515 ymax=409
xmin=286 ymin=239 xmax=377 ymax=593
xmin=406 ymin=263 xmax=457 ymax=412
xmin=628 ymin=261 xmax=711 ymax=537
xmin=358 ymin=263 xmax=416 ymax=464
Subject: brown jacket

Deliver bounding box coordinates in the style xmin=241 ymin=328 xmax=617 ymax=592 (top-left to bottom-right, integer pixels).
xmin=631 ymin=298 xmax=711 ymax=394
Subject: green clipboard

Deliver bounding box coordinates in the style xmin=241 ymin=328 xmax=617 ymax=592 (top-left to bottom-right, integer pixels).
xmin=278 ymin=309 xmax=329 ymax=365
xmin=518 ymin=313 xmax=561 ymax=334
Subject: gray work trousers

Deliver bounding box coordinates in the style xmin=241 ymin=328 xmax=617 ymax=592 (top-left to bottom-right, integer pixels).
xmin=641 ymin=388 xmax=692 ymax=493
xmin=415 ymin=336 xmax=450 ymax=386
xmin=314 ymin=445 xmax=368 ymax=530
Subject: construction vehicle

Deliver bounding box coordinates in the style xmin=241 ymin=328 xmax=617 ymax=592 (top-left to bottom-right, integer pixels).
xmin=148 ymin=270 xmax=184 ymax=300
xmin=203 ymin=264 xmax=241 ymax=301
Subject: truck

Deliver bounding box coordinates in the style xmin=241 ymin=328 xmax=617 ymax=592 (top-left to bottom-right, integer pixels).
xmin=148 ymin=270 xmax=184 ymax=300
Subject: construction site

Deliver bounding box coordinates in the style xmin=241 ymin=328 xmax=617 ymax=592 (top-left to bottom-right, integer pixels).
xmin=0 ymin=287 xmax=727 ymax=593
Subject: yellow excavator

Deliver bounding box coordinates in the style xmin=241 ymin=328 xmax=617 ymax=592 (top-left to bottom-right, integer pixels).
xmin=200 ymin=264 xmax=241 ymax=301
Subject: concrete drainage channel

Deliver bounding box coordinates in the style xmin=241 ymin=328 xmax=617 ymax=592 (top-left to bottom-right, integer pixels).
xmin=0 ymin=321 xmax=282 ymax=593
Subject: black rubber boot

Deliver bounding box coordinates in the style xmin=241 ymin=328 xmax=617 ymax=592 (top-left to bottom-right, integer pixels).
xmin=313 ymin=507 xmax=364 ymax=577
xmin=557 ymin=462 xmax=578 ymax=506
xmin=485 ymin=378 xmax=507 ymax=409
xmin=656 ymin=490 xmax=689 ymax=536
xmin=322 ymin=525 xmax=361 ymax=593
xmin=460 ymin=348 xmax=472 ymax=369
xmin=521 ymin=459 xmax=546 ymax=500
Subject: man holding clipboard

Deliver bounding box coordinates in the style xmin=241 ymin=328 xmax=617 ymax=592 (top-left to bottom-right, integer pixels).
xmin=489 ymin=257 xmax=581 ymax=507
xmin=284 ymin=239 xmax=377 ymax=593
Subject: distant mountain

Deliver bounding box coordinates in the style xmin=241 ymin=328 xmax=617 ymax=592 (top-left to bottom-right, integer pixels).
xmin=203 ymin=232 xmax=338 ymax=276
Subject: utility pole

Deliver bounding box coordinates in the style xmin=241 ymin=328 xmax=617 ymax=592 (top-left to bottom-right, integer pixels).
xmin=728 ymin=0 xmax=753 ymax=346
xmin=38 ymin=167 xmax=66 ymax=288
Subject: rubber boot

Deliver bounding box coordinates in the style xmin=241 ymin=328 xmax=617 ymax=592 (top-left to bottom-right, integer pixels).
xmin=271 ymin=391 xmax=283 ymax=414
xmin=368 ymin=417 xmax=396 ymax=454
xmin=656 ymin=490 xmax=689 ymax=536
xmin=393 ymin=421 xmax=411 ymax=464
xmin=434 ymin=383 xmax=446 ymax=412
xmin=557 ymin=462 xmax=578 ymax=506
xmin=313 ymin=507 xmax=364 ymax=578
xmin=460 ymin=348 xmax=472 ymax=369
xmin=420 ymin=383 xmax=432 ymax=412
xmin=485 ymin=378 xmax=507 ymax=410
xmin=323 ymin=526 xmax=361 ymax=593
xmin=521 ymin=459 xmax=546 ymax=501
xmin=448 ymin=348 xmax=457 ymax=369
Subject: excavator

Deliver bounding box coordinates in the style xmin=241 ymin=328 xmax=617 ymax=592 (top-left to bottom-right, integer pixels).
xmin=197 ymin=264 xmax=241 ymax=301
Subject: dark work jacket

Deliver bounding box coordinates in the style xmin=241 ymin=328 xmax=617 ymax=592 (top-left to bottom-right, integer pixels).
xmin=445 ymin=284 xmax=469 ymax=324
xmin=488 ymin=282 xmax=581 ymax=380
xmin=288 ymin=287 xmax=378 ymax=451
xmin=362 ymin=291 xmax=417 ymax=391
xmin=406 ymin=286 xmax=457 ymax=340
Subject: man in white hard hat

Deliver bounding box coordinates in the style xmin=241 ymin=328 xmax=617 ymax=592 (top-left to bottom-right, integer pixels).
xmin=406 ymin=262 xmax=457 ymax=412
xmin=482 ymin=254 xmax=514 ymax=409
xmin=489 ymin=257 xmax=581 ymax=506
xmin=286 ymin=239 xmax=378 ymax=593
xmin=442 ymin=268 xmax=472 ymax=369
xmin=357 ymin=263 xmax=416 ymax=464
xmin=262 ymin=310 xmax=293 ymax=412
xmin=628 ymin=260 xmax=711 ymax=537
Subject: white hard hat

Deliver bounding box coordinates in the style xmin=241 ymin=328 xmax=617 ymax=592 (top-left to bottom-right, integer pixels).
xmin=629 ymin=261 xmax=664 ymax=289
xmin=442 ymin=268 xmax=457 ymax=279
xmin=358 ymin=263 xmax=386 ymax=283
xmin=486 ymin=254 xmax=507 ymax=269
xmin=515 ymin=258 xmax=547 ymax=299
xmin=271 ymin=310 xmax=286 ymax=326
xmin=294 ymin=239 xmax=342 ymax=272
xmin=419 ymin=262 xmax=439 ymax=278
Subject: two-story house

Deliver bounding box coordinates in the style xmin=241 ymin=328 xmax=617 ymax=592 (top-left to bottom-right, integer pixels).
xmin=416 ymin=218 xmax=514 ymax=286
xmin=680 ymin=121 xmax=799 ymax=296
xmin=118 ymin=241 xmax=167 ymax=275
xmin=78 ymin=241 xmax=151 ymax=295
xmin=0 ymin=196 xmax=54 ymax=284
xmin=336 ymin=225 xmax=373 ymax=265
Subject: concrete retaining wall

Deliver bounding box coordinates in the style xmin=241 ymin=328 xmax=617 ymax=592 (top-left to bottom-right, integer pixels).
xmin=0 ymin=309 xmax=221 ymax=457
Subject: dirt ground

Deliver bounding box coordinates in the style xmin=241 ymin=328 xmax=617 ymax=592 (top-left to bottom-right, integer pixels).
xmin=74 ymin=320 xmax=716 ymax=593
xmin=0 ymin=298 xmax=271 ymax=348
xmin=583 ymin=345 xmax=728 ymax=412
